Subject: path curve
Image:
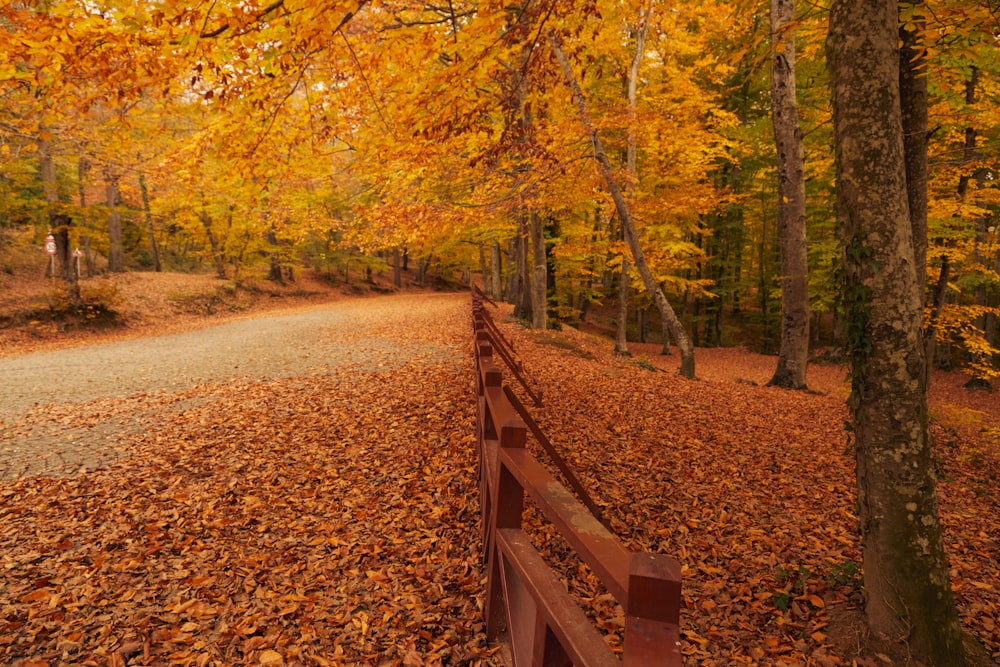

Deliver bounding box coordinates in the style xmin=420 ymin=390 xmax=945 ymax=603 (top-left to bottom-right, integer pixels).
xmin=0 ymin=292 xmax=465 ymax=478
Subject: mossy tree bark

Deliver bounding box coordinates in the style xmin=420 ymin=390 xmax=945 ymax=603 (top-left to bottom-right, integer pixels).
xmin=767 ymin=0 xmax=810 ymax=390
xmin=828 ymin=1 xmax=966 ymax=663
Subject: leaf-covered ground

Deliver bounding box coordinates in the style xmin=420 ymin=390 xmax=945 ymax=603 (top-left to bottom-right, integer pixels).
xmin=502 ymin=310 xmax=1000 ymax=666
xmin=1 ymin=291 xmax=998 ymax=666
xmin=1 ymin=295 xmax=495 ymax=666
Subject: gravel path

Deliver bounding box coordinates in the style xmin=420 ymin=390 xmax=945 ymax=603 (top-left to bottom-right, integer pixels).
xmin=0 ymin=292 xmax=465 ymax=478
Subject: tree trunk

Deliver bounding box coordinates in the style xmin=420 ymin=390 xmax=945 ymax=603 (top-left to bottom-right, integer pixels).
xmin=513 ymin=219 xmax=532 ymax=321
xmin=970 ymin=217 xmax=992 ymax=383
xmin=51 ymin=214 xmax=73 ymax=283
xmin=767 ymin=0 xmax=810 ymax=389
xmin=615 ymin=257 xmax=630 ymax=354
xmin=988 ymin=248 xmax=1000 ymax=367
xmin=106 ymin=173 xmax=125 ymax=273
xmin=77 ymin=157 xmax=94 ymax=279
xmin=266 ymin=227 xmax=283 ymax=282
xmin=899 ymin=3 xmax=928 ymax=305
xmin=393 ymin=247 xmax=402 ymax=288
xmin=490 ymin=240 xmax=502 ymax=299
xmin=958 ymin=68 xmax=994 ymax=383
xmin=530 ymin=213 xmax=547 ymax=329
xmin=38 ymin=136 xmax=78 ymax=295
xmin=758 ymin=214 xmax=772 ymax=353
xmin=138 ymin=172 xmax=162 ymax=272
xmin=900 ymin=0 xmax=935 ymax=377
xmin=661 ymin=301 xmax=672 ymax=355
xmin=81 ymin=235 xmax=94 ymax=278
xmin=550 ymin=33 xmax=695 ymax=377
xmin=505 ymin=236 xmax=518 ymax=304
xmin=828 ymin=1 xmax=966 ymax=663
xmin=545 ymin=218 xmax=558 ymax=317
xmin=199 ymin=202 xmax=227 ymax=279
xmin=478 ymin=241 xmax=489 ymax=294
xmin=926 ymin=256 xmax=951 ymax=370
xmin=613 ymin=4 xmax=650 ymax=357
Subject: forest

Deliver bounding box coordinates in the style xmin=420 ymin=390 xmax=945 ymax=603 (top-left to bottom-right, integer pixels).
xmin=1 ymin=0 xmax=995 ymax=381
xmin=1 ymin=0 xmax=999 ymax=664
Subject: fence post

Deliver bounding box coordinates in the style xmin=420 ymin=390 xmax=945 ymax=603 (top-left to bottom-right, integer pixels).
xmin=477 ymin=363 xmax=503 ymax=563
xmin=484 ymin=408 xmax=527 ymax=644
xmin=623 ymin=552 xmax=684 ymax=666
xmin=473 ymin=288 xmax=683 ymax=664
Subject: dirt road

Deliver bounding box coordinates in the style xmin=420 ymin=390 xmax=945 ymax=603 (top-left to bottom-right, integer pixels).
xmin=0 ymin=293 xmax=464 ymax=478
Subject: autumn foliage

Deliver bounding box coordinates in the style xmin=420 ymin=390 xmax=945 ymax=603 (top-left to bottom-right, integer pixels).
xmin=1 ymin=0 xmax=997 ymax=375
xmin=2 ymin=0 xmax=1000 ymax=663
xmin=1 ymin=293 xmax=998 ymax=664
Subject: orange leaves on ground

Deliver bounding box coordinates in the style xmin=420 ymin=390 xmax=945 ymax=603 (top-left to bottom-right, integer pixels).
xmin=493 ymin=304 xmax=1000 ymax=665
xmin=0 ymin=297 xmax=497 ymax=665
xmin=3 ymin=293 xmax=999 ymax=665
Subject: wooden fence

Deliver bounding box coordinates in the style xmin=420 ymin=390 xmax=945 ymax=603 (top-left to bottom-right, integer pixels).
xmin=472 ymin=287 xmax=683 ymax=666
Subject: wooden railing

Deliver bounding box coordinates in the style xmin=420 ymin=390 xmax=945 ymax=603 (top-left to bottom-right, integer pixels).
xmin=472 ymin=287 xmax=683 ymax=666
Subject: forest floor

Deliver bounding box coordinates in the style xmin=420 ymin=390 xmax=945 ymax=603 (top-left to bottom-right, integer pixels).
xmin=1 ymin=258 xmax=999 ymax=665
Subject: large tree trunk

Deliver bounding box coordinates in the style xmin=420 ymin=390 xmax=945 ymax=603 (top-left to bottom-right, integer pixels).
xmin=828 ymin=1 xmax=966 ymax=663
xmin=106 ymin=173 xmax=125 ymax=273
xmin=530 ymin=212 xmax=546 ymax=329
xmin=767 ymin=0 xmax=810 ymax=389
xmin=550 ymin=33 xmax=695 ymax=378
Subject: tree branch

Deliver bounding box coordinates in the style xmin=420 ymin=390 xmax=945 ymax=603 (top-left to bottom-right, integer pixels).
xmin=199 ymin=0 xmax=286 ymax=39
